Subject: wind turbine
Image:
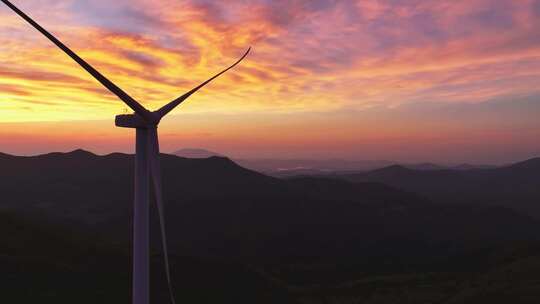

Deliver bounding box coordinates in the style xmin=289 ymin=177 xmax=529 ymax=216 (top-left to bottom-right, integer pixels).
xmin=0 ymin=1 xmax=250 ymax=303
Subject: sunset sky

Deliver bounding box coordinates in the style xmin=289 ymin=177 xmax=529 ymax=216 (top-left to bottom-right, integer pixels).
xmin=0 ymin=0 xmax=539 ymax=163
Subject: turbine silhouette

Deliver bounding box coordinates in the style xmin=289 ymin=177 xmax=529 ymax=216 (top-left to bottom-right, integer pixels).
xmin=0 ymin=1 xmax=250 ymax=303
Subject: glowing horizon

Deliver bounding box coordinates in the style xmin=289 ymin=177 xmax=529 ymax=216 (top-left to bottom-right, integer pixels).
xmin=1 ymin=0 xmax=539 ymax=163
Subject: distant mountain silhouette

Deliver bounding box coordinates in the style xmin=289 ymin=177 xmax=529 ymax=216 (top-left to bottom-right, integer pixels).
xmin=1 ymin=150 xmax=538 ymax=260
xmin=2 ymin=150 xmax=540 ymax=303
xmin=453 ymin=163 xmax=498 ymax=170
xmin=507 ymin=157 xmax=540 ymax=170
xmin=405 ymin=163 xmax=498 ymax=171
xmin=0 ymin=151 xmax=15 ymax=159
xmin=341 ymin=157 xmax=540 ymax=219
xmin=173 ymin=148 xmax=224 ymax=158
xmin=404 ymin=163 xmax=447 ymax=170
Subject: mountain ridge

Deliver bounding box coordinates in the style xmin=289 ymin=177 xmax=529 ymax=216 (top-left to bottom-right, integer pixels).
xmin=2 ymin=150 xmax=540 ymax=303
xmin=341 ymin=156 xmax=540 ymax=219
xmin=1 ymin=150 xmax=539 ymax=260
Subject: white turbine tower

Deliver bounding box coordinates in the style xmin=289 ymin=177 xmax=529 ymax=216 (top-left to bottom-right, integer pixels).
xmin=1 ymin=1 xmax=250 ymax=303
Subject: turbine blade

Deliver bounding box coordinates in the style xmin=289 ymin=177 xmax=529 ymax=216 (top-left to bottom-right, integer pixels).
xmin=156 ymin=47 xmax=251 ymax=119
xmin=0 ymin=0 xmax=154 ymax=122
xmin=147 ymin=128 xmax=176 ymax=304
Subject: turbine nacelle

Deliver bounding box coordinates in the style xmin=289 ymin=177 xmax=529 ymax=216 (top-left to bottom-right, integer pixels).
xmin=115 ymin=113 xmax=159 ymax=129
